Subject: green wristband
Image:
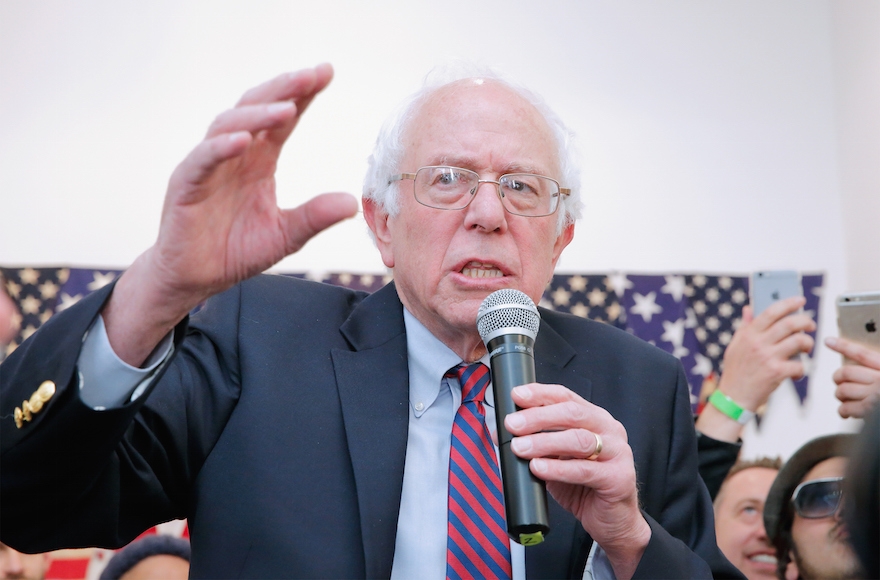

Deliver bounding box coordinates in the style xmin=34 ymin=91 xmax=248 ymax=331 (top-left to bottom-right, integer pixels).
xmin=708 ymin=390 xmax=756 ymax=425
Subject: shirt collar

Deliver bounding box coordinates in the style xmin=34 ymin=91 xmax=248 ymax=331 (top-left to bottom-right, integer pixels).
xmin=403 ymin=308 xmax=493 ymax=417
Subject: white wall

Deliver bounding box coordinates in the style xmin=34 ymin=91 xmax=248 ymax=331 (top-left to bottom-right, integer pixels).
xmin=1 ymin=0 xmax=876 ymax=460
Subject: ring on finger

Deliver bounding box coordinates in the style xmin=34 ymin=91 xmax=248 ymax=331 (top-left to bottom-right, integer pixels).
xmin=587 ymin=433 xmax=603 ymax=461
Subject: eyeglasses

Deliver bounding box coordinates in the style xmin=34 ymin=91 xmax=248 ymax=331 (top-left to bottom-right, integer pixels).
xmin=388 ymin=166 xmax=570 ymax=217
xmin=791 ymin=477 xmax=844 ymax=519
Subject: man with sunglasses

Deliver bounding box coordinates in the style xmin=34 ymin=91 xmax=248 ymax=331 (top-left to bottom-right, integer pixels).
xmin=764 ymin=434 xmax=862 ymax=579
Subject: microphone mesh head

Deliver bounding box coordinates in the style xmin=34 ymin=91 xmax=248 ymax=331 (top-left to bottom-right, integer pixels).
xmin=477 ymin=289 xmax=541 ymax=344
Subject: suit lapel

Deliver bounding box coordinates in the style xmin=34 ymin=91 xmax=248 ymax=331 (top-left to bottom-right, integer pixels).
xmin=533 ymin=311 xmax=592 ymax=403
xmin=333 ymin=283 xmax=409 ymax=579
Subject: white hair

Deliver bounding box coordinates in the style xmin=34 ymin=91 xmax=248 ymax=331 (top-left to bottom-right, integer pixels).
xmin=362 ymin=63 xmax=583 ymax=234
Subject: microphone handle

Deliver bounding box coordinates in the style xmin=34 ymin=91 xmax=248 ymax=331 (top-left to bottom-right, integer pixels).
xmin=487 ymin=333 xmax=550 ymax=545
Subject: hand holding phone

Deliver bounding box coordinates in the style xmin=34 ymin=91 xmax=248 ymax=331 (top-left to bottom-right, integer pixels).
xmin=835 ymin=292 xmax=880 ymax=362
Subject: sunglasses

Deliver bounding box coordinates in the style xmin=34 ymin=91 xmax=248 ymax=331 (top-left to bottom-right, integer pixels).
xmin=791 ymin=476 xmax=844 ymax=519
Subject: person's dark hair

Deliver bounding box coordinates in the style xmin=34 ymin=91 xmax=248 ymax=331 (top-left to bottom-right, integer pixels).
xmin=99 ymin=535 xmax=191 ymax=580
xmin=845 ymin=405 xmax=879 ymax=578
xmin=763 ymin=433 xmax=855 ymax=580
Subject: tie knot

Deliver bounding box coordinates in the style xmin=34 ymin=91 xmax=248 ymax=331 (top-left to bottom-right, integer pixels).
xmin=447 ymin=362 xmax=490 ymax=403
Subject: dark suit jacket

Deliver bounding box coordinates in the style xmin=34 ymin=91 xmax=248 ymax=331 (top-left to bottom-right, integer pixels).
xmin=1 ymin=276 xmax=740 ymax=578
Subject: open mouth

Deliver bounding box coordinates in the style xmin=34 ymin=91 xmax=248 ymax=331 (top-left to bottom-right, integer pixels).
xmin=461 ymin=261 xmax=504 ymax=279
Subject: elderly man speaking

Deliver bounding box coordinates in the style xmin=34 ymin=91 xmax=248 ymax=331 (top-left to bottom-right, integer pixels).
xmin=1 ymin=64 xmax=738 ymax=579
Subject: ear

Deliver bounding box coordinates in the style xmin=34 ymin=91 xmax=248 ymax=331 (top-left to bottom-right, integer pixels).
xmin=363 ymin=195 xmax=395 ymax=269
xmin=550 ymin=222 xmax=575 ymax=268
xmin=784 ymin=552 xmax=799 ymax=580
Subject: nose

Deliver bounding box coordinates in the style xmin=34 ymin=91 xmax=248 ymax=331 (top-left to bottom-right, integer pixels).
xmin=462 ymin=180 xmax=508 ymax=233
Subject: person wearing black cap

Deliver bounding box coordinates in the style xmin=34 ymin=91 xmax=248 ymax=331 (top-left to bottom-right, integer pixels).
xmin=763 ymin=434 xmax=862 ymax=580
xmin=98 ymin=535 xmax=190 ymax=580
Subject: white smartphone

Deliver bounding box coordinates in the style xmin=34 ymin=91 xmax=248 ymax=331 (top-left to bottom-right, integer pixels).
xmin=836 ymin=291 xmax=880 ymax=363
xmin=750 ymin=270 xmax=802 ymax=316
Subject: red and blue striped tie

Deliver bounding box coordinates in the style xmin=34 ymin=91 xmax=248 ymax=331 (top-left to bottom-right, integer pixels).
xmin=446 ymin=362 xmax=512 ymax=580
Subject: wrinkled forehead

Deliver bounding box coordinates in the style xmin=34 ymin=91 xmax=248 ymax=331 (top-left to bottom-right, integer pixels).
xmin=402 ymin=79 xmax=560 ymax=173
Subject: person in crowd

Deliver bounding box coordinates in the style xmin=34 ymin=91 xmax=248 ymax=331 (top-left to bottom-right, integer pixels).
xmin=713 ymin=458 xmax=783 ymax=580
xmin=0 ymin=64 xmax=739 ymax=578
xmin=0 ymin=279 xmax=19 ymax=352
xmin=98 ymin=535 xmax=190 ymax=580
xmin=696 ymin=298 xmax=814 ymax=498
xmin=825 ymin=335 xmax=880 ymax=419
xmin=0 ymin=542 xmax=48 ymax=580
xmin=844 ymin=403 xmax=879 ymax=579
xmin=763 ymin=433 xmax=862 ymax=580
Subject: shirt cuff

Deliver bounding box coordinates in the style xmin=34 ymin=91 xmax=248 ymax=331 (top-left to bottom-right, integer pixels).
xmin=77 ymin=314 xmax=174 ymax=410
xmin=583 ymin=541 xmax=617 ymax=580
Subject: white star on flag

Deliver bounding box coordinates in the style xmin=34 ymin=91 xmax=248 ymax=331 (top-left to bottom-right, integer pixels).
xmin=87 ymin=271 xmax=117 ymax=291
xmin=660 ymin=276 xmax=686 ymax=303
xmin=56 ymin=293 xmax=83 ymax=312
xmin=630 ymin=291 xmax=663 ymax=323
xmin=661 ymin=318 xmax=686 ymax=349
xmin=607 ymin=272 xmax=633 ymax=297
xmin=691 ymin=353 xmax=714 ymax=378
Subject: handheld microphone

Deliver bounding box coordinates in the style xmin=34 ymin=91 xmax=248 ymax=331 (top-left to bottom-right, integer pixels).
xmin=477 ymin=289 xmax=550 ymax=546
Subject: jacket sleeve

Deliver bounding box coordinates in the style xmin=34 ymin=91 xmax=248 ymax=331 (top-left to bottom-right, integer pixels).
xmin=630 ymin=364 xmax=744 ymax=579
xmin=0 ymin=283 xmax=240 ymax=552
xmin=697 ymin=431 xmax=742 ymax=500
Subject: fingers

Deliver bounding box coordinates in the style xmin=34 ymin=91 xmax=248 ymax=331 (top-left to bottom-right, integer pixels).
xmin=763 ymin=311 xmax=816 ymax=345
xmin=217 ymin=64 xmax=334 ymax=152
xmin=505 ymin=384 xmax=624 ymax=475
xmin=237 ymin=64 xmax=334 ymax=108
xmin=168 ymin=131 xmax=254 ymax=201
xmin=751 ymin=296 xmax=807 ymax=332
xmin=832 ymin=362 xmax=880 ymax=386
xmin=776 ymin=331 xmax=815 ymax=362
xmin=826 ymin=336 xmax=880 ymax=369
xmin=836 ymin=382 xmax=880 ymax=418
xmin=280 ymin=193 xmax=359 ymax=254
xmin=507 ymin=384 xmax=607 ymax=433
xmin=835 ymin=380 xmax=878 ymax=404
xmin=511 ymin=428 xmax=607 ymax=462
xmin=205 ymin=101 xmax=298 ymax=139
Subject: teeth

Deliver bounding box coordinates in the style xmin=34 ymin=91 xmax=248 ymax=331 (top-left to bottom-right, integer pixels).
xmin=750 ymin=554 xmax=778 ymax=565
xmin=462 ymin=267 xmax=503 ymax=278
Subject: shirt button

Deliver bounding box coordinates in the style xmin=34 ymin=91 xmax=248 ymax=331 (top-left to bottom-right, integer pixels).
xmin=414 ymin=402 xmax=425 ymax=412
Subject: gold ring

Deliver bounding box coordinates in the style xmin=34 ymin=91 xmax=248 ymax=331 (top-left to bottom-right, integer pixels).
xmin=587 ymin=433 xmax=603 ymax=461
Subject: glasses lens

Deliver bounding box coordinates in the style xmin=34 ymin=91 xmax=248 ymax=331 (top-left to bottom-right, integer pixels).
xmin=414 ymin=166 xmax=478 ymax=210
xmin=499 ymin=174 xmax=559 ymax=216
xmin=793 ymin=478 xmax=843 ymax=518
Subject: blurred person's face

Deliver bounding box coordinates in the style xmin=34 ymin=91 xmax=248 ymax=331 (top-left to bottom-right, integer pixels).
xmin=786 ymin=457 xmax=862 ymax=580
xmin=0 ymin=290 xmax=20 ymax=346
xmin=119 ymin=554 xmax=189 ymax=580
xmin=0 ymin=543 xmax=49 ymax=580
xmin=714 ymin=467 xmax=779 ymax=579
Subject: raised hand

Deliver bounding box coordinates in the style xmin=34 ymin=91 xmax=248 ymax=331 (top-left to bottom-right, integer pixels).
xmin=696 ymin=296 xmax=815 ymax=442
xmin=505 ymin=384 xmax=651 ymax=580
xmin=104 ymin=65 xmax=359 ymax=365
xmin=825 ymin=336 xmax=880 ymax=418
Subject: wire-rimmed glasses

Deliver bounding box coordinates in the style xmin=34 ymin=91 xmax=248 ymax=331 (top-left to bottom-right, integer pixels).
xmin=389 ymin=166 xmax=569 ymax=217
